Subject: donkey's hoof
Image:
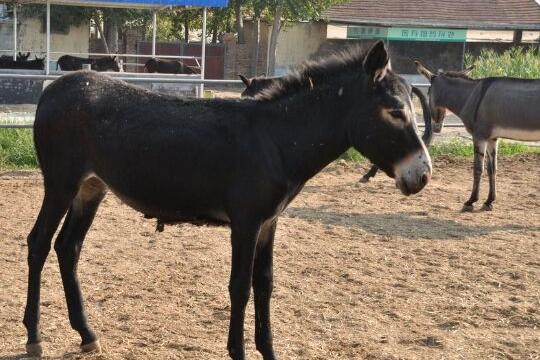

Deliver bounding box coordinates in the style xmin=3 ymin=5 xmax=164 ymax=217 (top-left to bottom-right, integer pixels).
xmin=359 ymin=176 xmax=370 ymax=183
xmin=81 ymin=340 xmax=101 ymax=353
xmin=26 ymin=342 xmax=43 ymax=357
xmin=461 ymin=204 xmax=474 ymax=212
xmin=481 ymin=203 xmax=493 ymax=211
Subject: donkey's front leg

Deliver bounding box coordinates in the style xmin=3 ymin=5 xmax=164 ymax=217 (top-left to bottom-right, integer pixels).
xmin=482 ymin=139 xmax=498 ymax=211
xmin=359 ymin=165 xmax=379 ymax=183
xmin=462 ymin=138 xmax=487 ymax=212
xmin=227 ymin=217 xmax=262 ymax=360
xmin=253 ymin=220 xmax=278 ymax=360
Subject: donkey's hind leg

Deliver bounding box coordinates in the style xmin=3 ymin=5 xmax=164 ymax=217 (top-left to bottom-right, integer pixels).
xmin=482 ymin=139 xmax=498 ymax=211
xmin=24 ymin=187 xmax=78 ymax=356
xmin=54 ymin=177 xmax=107 ymax=353
xmin=462 ymin=139 xmax=487 ymax=212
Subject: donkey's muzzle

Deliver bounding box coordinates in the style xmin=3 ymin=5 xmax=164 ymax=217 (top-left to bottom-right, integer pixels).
xmin=394 ymin=148 xmax=432 ymax=196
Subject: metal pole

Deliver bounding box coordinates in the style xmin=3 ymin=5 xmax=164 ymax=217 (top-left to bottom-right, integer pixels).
xmin=46 ymin=0 xmax=50 ymax=74
xmin=152 ymin=10 xmax=157 ymax=57
xmin=12 ymin=4 xmax=17 ymax=60
xmin=200 ymin=7 xmax=207 ymax=97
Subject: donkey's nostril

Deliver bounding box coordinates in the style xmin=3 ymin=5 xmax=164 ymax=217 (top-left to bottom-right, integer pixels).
xmin=421 ymin=173 xmax=429 ymax=186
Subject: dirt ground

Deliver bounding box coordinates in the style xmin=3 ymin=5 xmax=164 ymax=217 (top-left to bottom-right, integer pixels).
xmin=0 ymin=155 xmax=539 ymax=360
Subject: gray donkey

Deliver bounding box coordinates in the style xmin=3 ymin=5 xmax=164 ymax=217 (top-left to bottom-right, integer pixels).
xmin=416 ymin=61 xmax=540 ymax=212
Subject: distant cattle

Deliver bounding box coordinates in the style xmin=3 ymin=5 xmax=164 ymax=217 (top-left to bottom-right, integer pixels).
xmin=144 ymin=58 xmax=200 ymax=74
xmin=0 ymin=52 xmax=30 ymax=64
xmin=0 ymin=54 xmax=44 ymax=70
xmin=56 ymin=55 xmax=120 ymax=72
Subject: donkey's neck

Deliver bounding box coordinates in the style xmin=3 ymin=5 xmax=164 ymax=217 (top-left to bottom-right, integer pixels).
xmin=258 ymin=88 xmax=352 ymax=183
xmin=439 ymin=77 xmax=479 ymax=123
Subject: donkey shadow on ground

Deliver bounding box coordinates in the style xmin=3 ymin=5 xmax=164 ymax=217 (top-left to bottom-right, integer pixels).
xmin=284 ymin=206 xmax=538 ymax=240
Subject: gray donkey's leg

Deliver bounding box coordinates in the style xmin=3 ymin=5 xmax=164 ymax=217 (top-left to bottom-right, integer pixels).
xmin=482 ymin=139 xmax=498 ymax=211
xmin=463 ymin=138 xmax=487 ymax=212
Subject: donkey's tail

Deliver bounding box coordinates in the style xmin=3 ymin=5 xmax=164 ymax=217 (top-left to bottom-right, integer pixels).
xmin=412 ymin=86 xmax=433 ymax=147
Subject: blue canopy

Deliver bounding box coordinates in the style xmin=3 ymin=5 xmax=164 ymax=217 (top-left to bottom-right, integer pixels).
xmin=41 ymin=0 xmax=229 ymax=8
xmin=80 ymin=0 xmax=228 ymax=6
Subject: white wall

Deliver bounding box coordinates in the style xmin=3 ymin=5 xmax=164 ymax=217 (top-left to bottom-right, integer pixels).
xmin=18 ymin=17 xmax=89 ymax=60
xmin=274 ymin=22 xmax=327 ymax=75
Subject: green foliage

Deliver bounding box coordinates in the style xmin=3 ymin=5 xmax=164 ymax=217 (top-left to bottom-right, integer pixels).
xmin=429 ymin=139 xmax=540 ymax=158
xmin=341 ymin=140 xmax=540 ymax=163
xmin=0 ymin=130 xmax=537 ymax=170
xmin=20 ymin=4 xmax=91 ymax=34
xmin=0 ymin=129 xmax=37 ymax=169
xmin=465 ymin=47 xmax=540 ymax=79
xmin=340 ymin=148 xmax=367 ymax=162
xmin=247 ymin=0 xmax=345 ymax=22
xmin=157 ymin=9 xmax=199 ymax=41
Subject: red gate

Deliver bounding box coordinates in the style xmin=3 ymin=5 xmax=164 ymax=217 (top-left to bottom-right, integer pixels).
xmin=136 ymin=41 xmax=224 ymax=79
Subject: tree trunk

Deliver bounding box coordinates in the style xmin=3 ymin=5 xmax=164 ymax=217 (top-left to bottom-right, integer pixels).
xmin=234 ymin=0 xmax=244 ymax=44
xmin=184 ymin=17 xmax=190 ymax=43
xmin=212 ymin=20 xmax=218 ymax=44
xmin=225 ymin=14 xmax=232 ymax=33
xmin=267 ymin=4 xmax=283 ymax=76
xmin=105 ymin=21 xmax=119 ymax=54
xmin=250 ymin=16 xmax=260 ymax=76
xmin=93 ymin=15 xmax=109 ymax=54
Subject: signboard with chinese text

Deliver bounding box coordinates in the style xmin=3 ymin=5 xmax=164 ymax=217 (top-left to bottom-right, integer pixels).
xmin=347 ymin=26 xmax=467 ymax=42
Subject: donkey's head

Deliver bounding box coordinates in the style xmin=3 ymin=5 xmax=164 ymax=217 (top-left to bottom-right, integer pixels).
xmin=17 ymin=52 xmax=30 ymax=62
xmin=345 ymin=42 xmax=431 ymax=195
xmin=415 ymin=61 xmax=473 ymax=133
xmin=92 ymin=56 xmax=120 ymax=72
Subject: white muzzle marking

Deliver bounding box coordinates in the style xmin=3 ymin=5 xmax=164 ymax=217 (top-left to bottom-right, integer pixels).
xmin=394 ymin=145 xmax=432 ymax=196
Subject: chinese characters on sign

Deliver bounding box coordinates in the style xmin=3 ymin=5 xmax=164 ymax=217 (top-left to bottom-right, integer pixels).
xmin=347 ymin=26 xmax=467 ymax=42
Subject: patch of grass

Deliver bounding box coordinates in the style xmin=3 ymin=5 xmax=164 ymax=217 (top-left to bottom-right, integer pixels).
xmin=465 ymin=46 xmax=540 ymax=79
xmin=0 ymin=129 xmax=38 ymax=169
xmin=0 ymin=129 xmax=538 ymax=170
xmin=340 ymin=140 xmax=539 ymax=163
xmin=339 ymin=147 xmax=367 ymax=162
xmin=430 ymin=139 xmax=540 ymax=158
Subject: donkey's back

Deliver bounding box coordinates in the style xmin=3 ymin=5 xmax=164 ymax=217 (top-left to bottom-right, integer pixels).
xmin=474 ymin=77 xmax=540 ymax=140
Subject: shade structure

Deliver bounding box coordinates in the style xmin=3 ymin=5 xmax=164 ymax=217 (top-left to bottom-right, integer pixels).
xmin=5 ymin=0 xmax=228 ymax=8
xmin=78 ymin=0 xmax=228 ymax=7
xmin=4 ymin=0 xmax=224 ymax=97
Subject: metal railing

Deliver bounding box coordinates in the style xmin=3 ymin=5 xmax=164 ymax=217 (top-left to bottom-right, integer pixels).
xmin=0 ymin=73 xmax=434 ymax=129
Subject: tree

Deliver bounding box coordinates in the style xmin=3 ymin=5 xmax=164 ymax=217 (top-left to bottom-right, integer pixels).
xmin=233 ymin=0 xmax=245 ymax=43
xmin=246 ymin=0 xmax=345 ymax=75
xmin=21 ymin=4 xmax=152 ymax=54
xmin=248 ymin=0 xmax=266 ymax=76
xmin=209 ymin=7 xmax=234 ymax=43
xmin=157 ymin=8 xmax=201 ymax=42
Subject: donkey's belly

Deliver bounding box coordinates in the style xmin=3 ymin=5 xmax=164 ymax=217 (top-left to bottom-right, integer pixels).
xmin=118 ymin=192 xmax=230 ymax=225
xmin=491 ymin=127 xmax=540 ymax=141
xmin=104 ymin=180 xmax=231 ymax=226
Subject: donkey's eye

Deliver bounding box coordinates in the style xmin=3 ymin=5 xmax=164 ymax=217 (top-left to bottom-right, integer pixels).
xmin=389 ymin=109 xmax=407 ymax=121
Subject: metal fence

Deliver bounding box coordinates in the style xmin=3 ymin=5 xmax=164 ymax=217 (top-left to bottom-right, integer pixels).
xmin=0 ymin=74 xmax=435 ymax=129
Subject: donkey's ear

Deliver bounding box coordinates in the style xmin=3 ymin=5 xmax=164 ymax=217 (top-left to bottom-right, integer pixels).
xmin=238 ymin=74 xmax=251 ymax=87
xmin=363 ymin=41 xmax=390 ymax=82
xmin=415 ymin=61 xmax=435 ymax=81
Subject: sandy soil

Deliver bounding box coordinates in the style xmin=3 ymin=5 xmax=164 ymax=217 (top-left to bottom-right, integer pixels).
xmin=0 ymin=155 xmax=539 ymax=360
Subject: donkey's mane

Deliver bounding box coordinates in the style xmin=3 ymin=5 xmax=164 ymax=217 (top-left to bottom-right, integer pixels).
xmin=256 ymin=46 xmax=368 ymax=101
xmin=442 ymin=70 xmax=474 ymax=80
